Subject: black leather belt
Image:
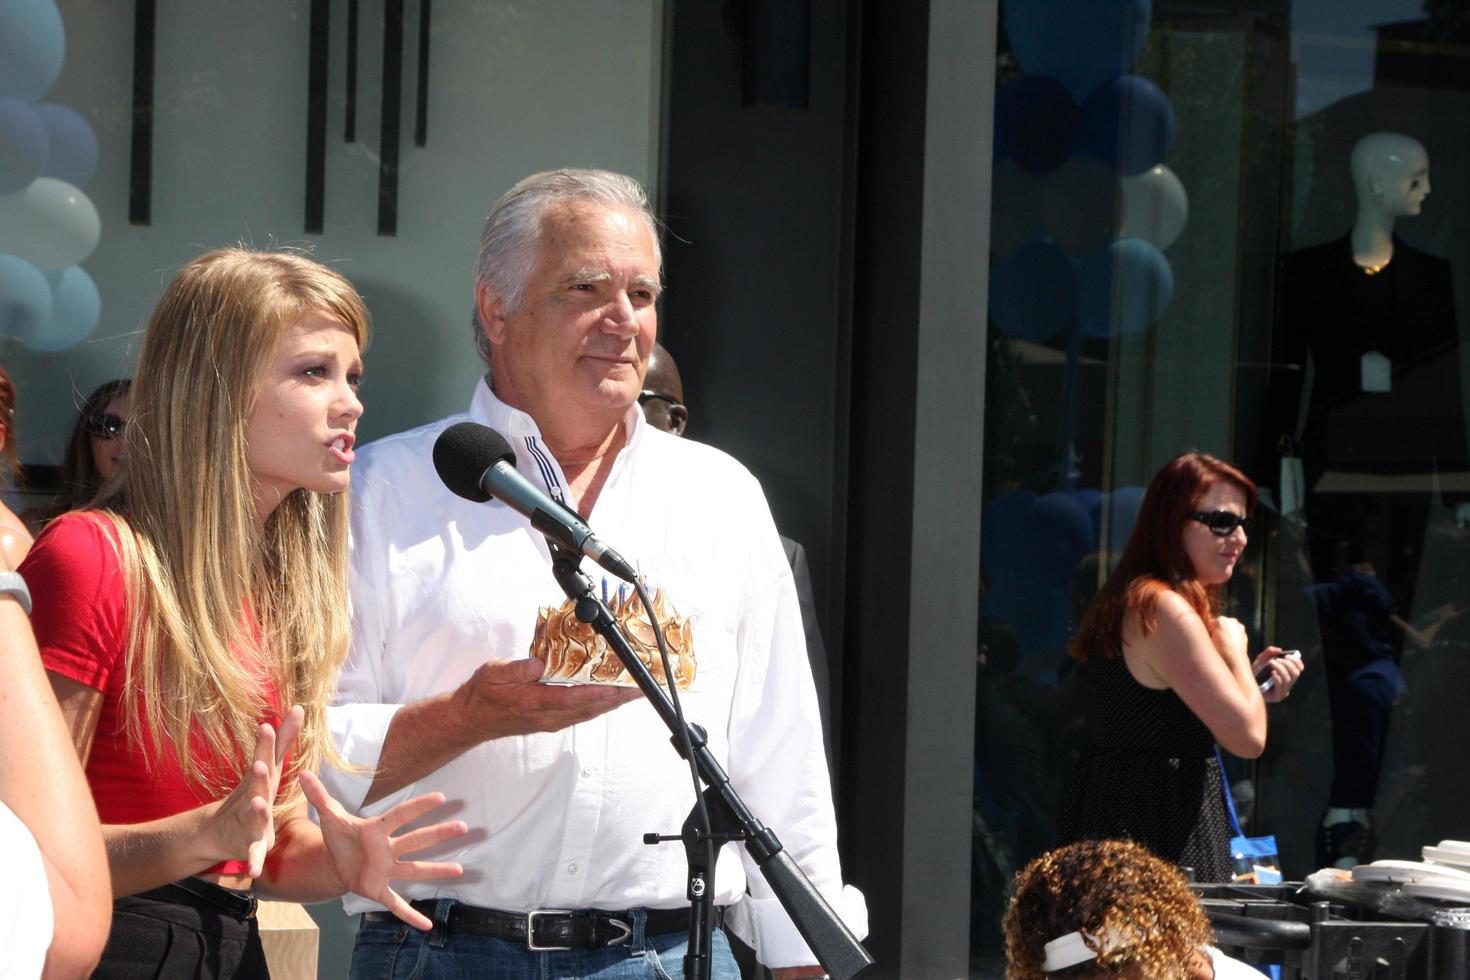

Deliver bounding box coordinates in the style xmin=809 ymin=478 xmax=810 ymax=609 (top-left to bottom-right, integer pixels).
xmin=136 ymin=876 xmax=258 ymax=920
xmin=363 ymin=901 xmax=724 ymax=950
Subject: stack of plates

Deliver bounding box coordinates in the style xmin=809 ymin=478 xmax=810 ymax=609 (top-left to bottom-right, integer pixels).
xmin=1350 ymin=860 xmax=1470 ymax=885
xmin=1405 ymin=841 xmax=1470 ymax=903
xmin=1422 ymin=840 xmax=1470 ymax=870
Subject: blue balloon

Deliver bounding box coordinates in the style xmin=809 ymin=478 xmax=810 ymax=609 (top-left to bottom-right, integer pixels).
xmin=30 ymin=265 xmax=99 ymax=352
xmin=982 ymin=489 xmax=1039 ymax=577
xmin=994 ymin=75 xmax=1078 ymax=176
xmin=1004 ymin=0 xmax=1152 ymax=100
xmin=0 ymin=97 xmax=49 ymax=193
xmin=989 ymin=239 xmax=1077 ymax=343
xmin=1025 ymin=491 xmax=1095 ymax=583
xmin=35 ymin=104 xmax=96 ymax=187
xmin=1076 ymin=238 xmax=1173 ymax=338
xmin=0 ymin=0 xmax=65 ymax=103
xmin=1105 ymin=485 xmax=1146 ymax=552
xmin=1072 ymin=488 xmax=1104 ymax=548
xmin=0 ymin=252 xmax=53 ymax=344
xmin=1078 ymin=75 xmax=1177 ymax=176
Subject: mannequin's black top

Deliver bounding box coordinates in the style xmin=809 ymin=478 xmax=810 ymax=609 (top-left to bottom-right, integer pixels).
xmin=1264 ymin=234 xmax=1464 ymax=483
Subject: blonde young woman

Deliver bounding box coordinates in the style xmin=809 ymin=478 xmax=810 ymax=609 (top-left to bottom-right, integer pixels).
xmin=19 ymin=249 xmax=466 ymax=977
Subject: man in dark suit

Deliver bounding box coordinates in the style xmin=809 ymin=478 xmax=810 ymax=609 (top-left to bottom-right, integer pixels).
xmin=640 ymin=343 xmax=834 ymax=770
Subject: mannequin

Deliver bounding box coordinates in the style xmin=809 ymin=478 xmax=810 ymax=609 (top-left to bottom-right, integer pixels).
xmin=1267 ymin=132 xmax=1465 ymax=868
xmin=1349 ymin=133 xmax=1431 ymax=274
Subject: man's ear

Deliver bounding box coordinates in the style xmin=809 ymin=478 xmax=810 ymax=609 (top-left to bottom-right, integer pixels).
xmin=475 ymin=282 xmax=508 ymax=345
xmin=669 ymin=404 xmax=689 ymax=437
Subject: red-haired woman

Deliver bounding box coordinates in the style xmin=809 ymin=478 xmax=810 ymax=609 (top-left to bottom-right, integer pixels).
xmin=1059 ymin=452 xmax=1304 ymax=882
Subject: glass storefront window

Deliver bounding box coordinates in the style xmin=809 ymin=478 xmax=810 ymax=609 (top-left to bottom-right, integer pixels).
xmin=974 ymin=1 xmax=1470 ymax=973
xmin=1 ymin=0 xmax=663 ymax=511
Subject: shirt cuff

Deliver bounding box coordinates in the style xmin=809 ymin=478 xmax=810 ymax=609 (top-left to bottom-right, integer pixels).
xmin=320 ymin=702 xmax=404 ymax=814
xmin=726 ymin=884 xmax=869 ymax=969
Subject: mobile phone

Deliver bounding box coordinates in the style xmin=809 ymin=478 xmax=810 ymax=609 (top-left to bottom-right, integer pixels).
xmin=1258 ymin=649 xmax=1301 ymax=692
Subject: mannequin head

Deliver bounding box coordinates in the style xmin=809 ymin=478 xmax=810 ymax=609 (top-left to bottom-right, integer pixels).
xmin=1350 ymin=132 xmax=1430 ymax=221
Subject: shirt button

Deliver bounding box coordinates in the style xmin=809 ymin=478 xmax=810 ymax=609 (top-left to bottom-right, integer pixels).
xmin=567 ymin=862 xmax=579 ymax=875
xmin=581 ymin=766 xmax=593 ymax=778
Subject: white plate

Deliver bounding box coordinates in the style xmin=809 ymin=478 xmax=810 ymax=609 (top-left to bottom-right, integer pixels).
xmin=1432 ymin=840 xmax=1470 ymax=856
xmin=1352 ymin=860 xmax=1470 ymax=884
xmin=1402 ymin=880 xmax=1470 ymax=904
xmin=1423 ymin=846 xmax=1470 ymax=869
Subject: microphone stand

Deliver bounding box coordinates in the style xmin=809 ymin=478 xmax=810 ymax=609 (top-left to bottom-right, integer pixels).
xmin=548 ymin=554 xmax=873 ymax=980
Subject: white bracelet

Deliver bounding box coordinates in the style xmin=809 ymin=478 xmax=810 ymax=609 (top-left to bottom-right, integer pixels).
xmin=0 ymin=571 xmax=31 ymax=616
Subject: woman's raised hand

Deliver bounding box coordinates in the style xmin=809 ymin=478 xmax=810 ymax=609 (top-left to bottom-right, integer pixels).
xmin=1253 ymin=647 xmax=1304 ymax=703
xmin=297 ymin=769 xmax=467 ymax=930
xmin=208 ymin=704 xmax=305 ymax=877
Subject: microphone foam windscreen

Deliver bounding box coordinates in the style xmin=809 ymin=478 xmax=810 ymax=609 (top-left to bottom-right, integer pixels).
xmin=432 ymin=421 xmax=516 ymax=503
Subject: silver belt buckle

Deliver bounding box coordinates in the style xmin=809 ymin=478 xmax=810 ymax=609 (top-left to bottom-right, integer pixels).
xmin=526 ymin=908 xmax=575 ymax=952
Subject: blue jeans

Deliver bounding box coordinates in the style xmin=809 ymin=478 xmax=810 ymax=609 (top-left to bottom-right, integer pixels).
xmin=349 ymin=901 xmax=741 ymax=980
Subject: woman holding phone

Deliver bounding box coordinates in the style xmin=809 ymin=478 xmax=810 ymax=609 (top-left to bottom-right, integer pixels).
xmin=20 ymin=248 xmax=467 ymax=977
xmin=1059 ymin=452 xmax=1304 ymax=882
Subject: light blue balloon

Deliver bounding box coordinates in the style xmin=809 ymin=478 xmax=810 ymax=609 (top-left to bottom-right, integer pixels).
xmin=0 ymin=0 xmax=65 ymax=103
xmin=35 ymin=104 xmax=97 ymax=187
xmin=1076 ymin=238 xmax=1173 ymax=338
xmin=31 ymin=265 xmax=99 ymax=352
xmin=0 ymin=97 xmax=49 ymax=193
xmin=1004 ymin=0 xmax=1152 ymax=100
xmin=0 ymin=253 xmax=53 ymax=344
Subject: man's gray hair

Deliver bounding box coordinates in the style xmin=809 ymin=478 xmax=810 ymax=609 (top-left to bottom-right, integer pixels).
xmin=472 ymin=168 xmax=662 ymax=364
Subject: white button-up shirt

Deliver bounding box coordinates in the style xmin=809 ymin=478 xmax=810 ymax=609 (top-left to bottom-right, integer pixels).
xmin=324 ymin=380 xmax=866 ymax=967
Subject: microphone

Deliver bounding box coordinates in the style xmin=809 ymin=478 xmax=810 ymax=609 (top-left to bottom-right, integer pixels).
xmin=432 ymin=421 xmax=638 ymax=583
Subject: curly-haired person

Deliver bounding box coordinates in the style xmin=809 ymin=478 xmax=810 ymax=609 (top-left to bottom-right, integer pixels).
xmin=1003 ymin=840 xmax=1258 ymax=979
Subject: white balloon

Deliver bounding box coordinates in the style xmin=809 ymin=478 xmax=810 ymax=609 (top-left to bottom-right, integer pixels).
xmin=1118 ymin=165 xmax=1189 ymax=250
xmin=989 ymin=160 xmax=1044 ymax=257
xmin=0 ymin=177 xmax=101 ymax=270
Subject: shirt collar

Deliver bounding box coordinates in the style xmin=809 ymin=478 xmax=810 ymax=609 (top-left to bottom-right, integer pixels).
xmin=467 ymin=376 xmax=648 ymax=466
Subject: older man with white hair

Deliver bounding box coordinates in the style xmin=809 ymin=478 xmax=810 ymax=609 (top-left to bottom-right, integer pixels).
xmin=326 ymin=169 xmax=865 ymax=979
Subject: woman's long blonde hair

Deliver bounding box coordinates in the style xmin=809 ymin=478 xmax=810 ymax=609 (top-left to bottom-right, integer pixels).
xmin=95 ymin=247 xmax=370 ymax=800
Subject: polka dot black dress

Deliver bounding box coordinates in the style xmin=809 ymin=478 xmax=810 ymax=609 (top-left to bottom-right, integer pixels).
xmin=1059 ymin=651 xmax=1233 ymax=882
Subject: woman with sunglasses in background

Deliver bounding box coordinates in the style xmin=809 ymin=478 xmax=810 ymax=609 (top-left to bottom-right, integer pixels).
xmin=23 ymin=378 xmax=132 ymax=532
xmin=19 ymin=248 xmax=467 ymax=978
xmin=0 ymin=364 xmax=34 ymax=567
xmin=1058 ymin=452 xmax=1304 ymax=882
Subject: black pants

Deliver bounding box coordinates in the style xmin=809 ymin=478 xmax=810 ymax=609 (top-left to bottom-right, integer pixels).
xmin=95 ymin=879 xmax=270 ymax=979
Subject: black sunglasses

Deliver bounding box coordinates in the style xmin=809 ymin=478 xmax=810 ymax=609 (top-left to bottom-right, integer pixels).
xmin=638 ymin=390 xmax=683 ymax=409
xmin=1190 ymin=510 xmax=1249 ymax=537
xmin=83 ymin=412 xmax=126 ymax=440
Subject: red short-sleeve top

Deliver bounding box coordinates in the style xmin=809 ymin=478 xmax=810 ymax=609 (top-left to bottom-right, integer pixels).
xmin=21 ymin=512 xmax=286 ymax=876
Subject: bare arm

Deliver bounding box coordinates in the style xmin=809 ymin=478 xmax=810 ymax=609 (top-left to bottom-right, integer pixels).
xmin=1125 ymin=595 xmax=1268 ymax=758
xmin=363 ymin=657 xmax=638 ymax=805
xmin=0 ymin=597 xmax=111 ymax=978
xmin=49 ymin=676 xmax=301 ymax=896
